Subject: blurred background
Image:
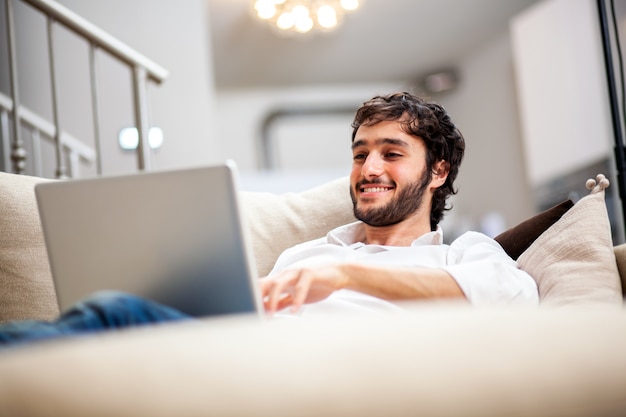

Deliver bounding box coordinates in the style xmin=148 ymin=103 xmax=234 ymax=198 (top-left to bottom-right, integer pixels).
xmin=1 ymin=0 xmax=623 ymax=242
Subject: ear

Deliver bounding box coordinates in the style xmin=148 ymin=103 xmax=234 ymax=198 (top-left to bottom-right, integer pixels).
xmin=430 ymin=160 xmax=449 ymax=189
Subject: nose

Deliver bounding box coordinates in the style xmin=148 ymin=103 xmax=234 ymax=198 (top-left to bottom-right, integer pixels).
xmin=361 ymin=153 xmax=384 ymax=179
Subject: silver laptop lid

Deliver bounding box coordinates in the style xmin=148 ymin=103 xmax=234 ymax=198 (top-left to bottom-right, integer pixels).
xmin=35 ymin=161 xmax=262 ymax=318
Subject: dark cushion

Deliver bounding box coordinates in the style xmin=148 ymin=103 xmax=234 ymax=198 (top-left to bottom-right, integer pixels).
xmin=494 ymin=199 xmax=574 ymax=260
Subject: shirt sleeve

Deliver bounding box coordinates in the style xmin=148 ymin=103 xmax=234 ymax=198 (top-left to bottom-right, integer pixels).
xmin=442 ymin=232 xmax=539 ymax=306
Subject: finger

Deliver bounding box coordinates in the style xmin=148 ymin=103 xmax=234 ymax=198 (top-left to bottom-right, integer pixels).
xmin=259 ymin=274 xmax=288 ymax=310
xmin=263 ymin=293 xmax=292 ymax=316
xmin=266 ymin=291 xmax=299 ymax=315
xmin=258 ymin=278 xmax=273 ymax=297
xmin=291 ymin=273 xmax=312 ymax=313
xmin=267 ymin=273 xmax=297 ymax=314
xmin=274 ymin=293 xmax=295 ymax=312
xmin=259 ymin=278 xmax=278 ymax=314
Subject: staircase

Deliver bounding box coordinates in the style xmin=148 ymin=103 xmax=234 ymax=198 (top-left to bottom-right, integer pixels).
xmin=0 ymin=0 xmax=167 ymax=178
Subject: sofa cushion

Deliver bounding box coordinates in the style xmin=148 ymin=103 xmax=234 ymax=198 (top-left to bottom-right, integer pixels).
xmin=494 ymin=199 xmax=574 ymax=260
xmin=517 ymin=181 xmax=623 ymax=306
xmin=240 ymin=177 xmax=355 ymax=276
xmin=0 ymin=172 xmax=59 ymax=323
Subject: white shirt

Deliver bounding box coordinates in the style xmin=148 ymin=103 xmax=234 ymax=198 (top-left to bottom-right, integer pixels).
xmin=269 ymin=221 xmax=538 ymax=316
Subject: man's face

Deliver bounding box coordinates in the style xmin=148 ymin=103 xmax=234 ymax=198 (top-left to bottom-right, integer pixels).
xmin=350 ymin=120 xmax=435 ymax=227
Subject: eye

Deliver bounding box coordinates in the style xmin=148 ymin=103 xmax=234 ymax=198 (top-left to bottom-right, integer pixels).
xmin=385 ymin=152 xmax=402 ymax=159
xmin=353 ymin=152 xmax=367 ymax=162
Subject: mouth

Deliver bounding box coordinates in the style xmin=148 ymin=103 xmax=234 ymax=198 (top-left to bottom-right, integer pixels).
xmin=361 ymin=186 xmax=392 ymax=193
xmin=358 ymin=182 xmax=395 ymax=196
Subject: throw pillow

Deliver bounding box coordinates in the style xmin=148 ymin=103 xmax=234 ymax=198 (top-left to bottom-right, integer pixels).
xmin=240 ymin=177 xmax=355 ymax=277
xmin=494 ymin=199 xmax=574 ymax=260
xmin=517 ymin=175 xmax=622 ymax=306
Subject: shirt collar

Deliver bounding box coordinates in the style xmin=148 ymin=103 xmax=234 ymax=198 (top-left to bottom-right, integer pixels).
xmin=327 ymin=221 xmax=443 ymax=247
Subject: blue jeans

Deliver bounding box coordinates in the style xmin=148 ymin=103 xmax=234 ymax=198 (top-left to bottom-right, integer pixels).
xmin=0 ymin=291 xmax=191 ymax=348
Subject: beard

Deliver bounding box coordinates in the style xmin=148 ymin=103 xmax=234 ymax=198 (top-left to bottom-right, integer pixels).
xmin=350 ymin=170 xmax=432 ymax=227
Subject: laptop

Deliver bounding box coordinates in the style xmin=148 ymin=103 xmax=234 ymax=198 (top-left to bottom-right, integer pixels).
xmin=35 ymin=161 xmax=263 ymax=318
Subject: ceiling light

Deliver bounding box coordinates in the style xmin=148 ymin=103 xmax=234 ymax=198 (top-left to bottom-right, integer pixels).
xmin=252 ymin=0 xmax=360 ymax=35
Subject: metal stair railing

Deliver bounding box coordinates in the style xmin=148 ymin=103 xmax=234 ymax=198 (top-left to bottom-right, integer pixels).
xmin=2 ymin=0 xmax=168 ymax=178
xmin=0 ymin=91 xmax=95 ymax=178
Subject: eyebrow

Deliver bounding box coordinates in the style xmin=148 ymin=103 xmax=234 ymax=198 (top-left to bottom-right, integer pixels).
xmin=351 ymin=137 xmax=410 ymax=150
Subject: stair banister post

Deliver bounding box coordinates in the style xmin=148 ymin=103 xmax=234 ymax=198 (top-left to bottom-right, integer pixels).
xmin=5 ymin=0 xmax=26 ymax=174
xmin=88 ymin=42 xmax=103 ymax=176
xmin=132 ymin=66 xmax=151 ymax=172
xmin=47 ymin=15 xmax=68 ymax=179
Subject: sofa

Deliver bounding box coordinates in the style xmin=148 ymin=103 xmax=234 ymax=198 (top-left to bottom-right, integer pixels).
xmin=0 ymin=170 xmax=625 ymax=417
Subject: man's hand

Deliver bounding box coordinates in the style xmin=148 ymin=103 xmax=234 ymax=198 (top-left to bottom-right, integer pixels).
xmin=259 ymin=265 xmax=349 ymax=315
xmin=259 ymin=263 xmax=465 ymax=316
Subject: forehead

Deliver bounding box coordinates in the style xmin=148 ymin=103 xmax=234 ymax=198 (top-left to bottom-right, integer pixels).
xmin=352 ymin=120 xmax=422 ymax=147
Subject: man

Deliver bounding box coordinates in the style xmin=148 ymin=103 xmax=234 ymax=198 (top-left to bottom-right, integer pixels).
xmin=0 ymin=92 xmax=537 ymax=346
xmin=260 ymin=92 xmax=536 ymax=316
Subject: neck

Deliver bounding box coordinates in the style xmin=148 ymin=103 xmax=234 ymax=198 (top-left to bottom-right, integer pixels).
xmin=363 ymin=214 xmax=432 ymax=246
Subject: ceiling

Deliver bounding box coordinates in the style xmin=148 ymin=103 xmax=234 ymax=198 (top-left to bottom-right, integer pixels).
xmin=207 ymin=0 xmax=541 ymax=90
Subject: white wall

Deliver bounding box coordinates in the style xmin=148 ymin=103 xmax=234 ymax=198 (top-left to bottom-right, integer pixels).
xmin=510 ymin=0 xmax=625 ymax=243
xmin=511 ymin=0 xmax=613 ymax=187
xmin=438 ymin=31 xmax=535 ymax=235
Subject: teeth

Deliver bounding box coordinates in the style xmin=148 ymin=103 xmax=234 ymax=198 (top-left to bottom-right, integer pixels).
xmin=363 ymin=187 xmax=388 ymax=193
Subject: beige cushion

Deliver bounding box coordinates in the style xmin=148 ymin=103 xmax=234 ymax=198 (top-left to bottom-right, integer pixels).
xmin=518 ymin=188 xmax=623 ymax=306
xmin=240 ymin=177 xmax=354 ymax=276
xmin=0 ymin=172 xmax=59 ymax=323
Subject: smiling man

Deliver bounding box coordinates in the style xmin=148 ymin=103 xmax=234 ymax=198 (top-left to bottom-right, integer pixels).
xmin=260 ymin=92 xmax=538 ymax=315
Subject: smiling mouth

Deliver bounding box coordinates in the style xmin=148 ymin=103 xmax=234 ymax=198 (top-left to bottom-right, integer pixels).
xmin=358 ymin=182 xmax=394 ymax=194
xmin=361 ymin=186 xmax=391 ymax=193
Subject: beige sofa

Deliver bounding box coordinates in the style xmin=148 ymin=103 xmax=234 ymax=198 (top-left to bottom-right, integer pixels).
xmin=0 ymin=170 xmax=625 ymax=417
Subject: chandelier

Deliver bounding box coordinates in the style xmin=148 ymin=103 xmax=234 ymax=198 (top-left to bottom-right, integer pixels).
xmin=252 ymin=0 xmax=361 ymax=34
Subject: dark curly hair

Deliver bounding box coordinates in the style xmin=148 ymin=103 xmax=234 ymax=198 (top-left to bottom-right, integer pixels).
xmin=351 ymin=92 xmax=465 ymax=229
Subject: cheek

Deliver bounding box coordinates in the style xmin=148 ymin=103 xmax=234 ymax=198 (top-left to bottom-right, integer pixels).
xmin=350 ymin=163 xmax=362 ymax=180
xmin=349 ymin=170 xmax=359 ymax=191
xmin=387 ymin=165 xmax=419 ymax=181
